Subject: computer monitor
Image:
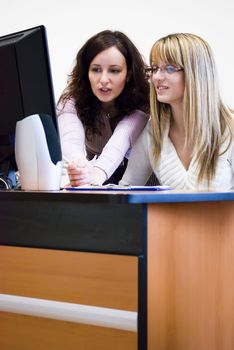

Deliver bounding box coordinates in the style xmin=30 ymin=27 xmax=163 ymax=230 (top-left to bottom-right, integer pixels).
xmin=0 ymin=25 xmax=59 ymax=186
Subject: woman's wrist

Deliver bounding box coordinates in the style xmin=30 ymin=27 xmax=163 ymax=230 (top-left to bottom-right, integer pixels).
xmin=91 ymin=166 xmax=107 ymax=185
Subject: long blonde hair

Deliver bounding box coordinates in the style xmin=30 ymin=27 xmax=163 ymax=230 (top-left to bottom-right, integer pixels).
xmin=150 ymin=33 xmax=234 ymax=183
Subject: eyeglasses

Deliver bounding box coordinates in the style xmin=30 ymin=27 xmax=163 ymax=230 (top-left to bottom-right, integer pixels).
xmin=145 ymin=64 xmax=183 ymax=75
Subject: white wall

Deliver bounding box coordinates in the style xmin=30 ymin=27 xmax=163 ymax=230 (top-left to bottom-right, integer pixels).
xmin=1 ymin=0 xmax=233 ymax=106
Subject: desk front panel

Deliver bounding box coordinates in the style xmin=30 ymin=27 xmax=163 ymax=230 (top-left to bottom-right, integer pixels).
xmin=148 ymin=201 xmax=234 ymax=350
xmin=0 ymin=246 xmax=138 ymax=349
xmin=0 ymin=192 xmax=145 ymax=255
xmin=0 ymin=312 xmax=137 ymax=350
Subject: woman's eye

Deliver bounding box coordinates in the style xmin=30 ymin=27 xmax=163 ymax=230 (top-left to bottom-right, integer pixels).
xmin=91 ymin=67 xmax=101 ymax=73
xmin=110 ymin=69 xmax=121 ymax=74
xmin=152 ymin=67 xmax=159 ymax=73
xmin=165 ymin=65 xmax=176 ymax=74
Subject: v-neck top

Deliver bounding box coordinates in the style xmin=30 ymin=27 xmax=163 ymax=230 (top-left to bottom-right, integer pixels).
xmin=120 ymin=120 xmax=234 ymax=190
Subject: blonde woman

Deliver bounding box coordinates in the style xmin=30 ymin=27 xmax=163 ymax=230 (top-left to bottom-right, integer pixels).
xmin=120 ymin=33 xmax=234 ymax=190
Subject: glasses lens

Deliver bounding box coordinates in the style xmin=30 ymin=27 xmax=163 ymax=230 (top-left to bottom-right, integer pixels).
xmin=151 ymin=65 xmax=182 ymax=74
xmin=165 ymin=65 xmax=177 ymax=74
xmin=152 ymin=66 xmax=158 ymax=74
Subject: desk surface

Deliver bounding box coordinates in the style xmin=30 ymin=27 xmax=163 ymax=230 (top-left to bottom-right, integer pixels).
xmin=0 ymin=190 xmax=234 ymax=204
xmin=1 ymin=188 xmax=234 ymax=203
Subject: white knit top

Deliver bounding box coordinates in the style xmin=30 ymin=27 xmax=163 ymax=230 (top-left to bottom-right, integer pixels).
xmin=120 ymin=120 xmax=234 ymax=190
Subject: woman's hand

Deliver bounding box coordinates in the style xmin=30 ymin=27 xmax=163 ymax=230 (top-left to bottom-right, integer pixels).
xmin=66 ymin=159 xmax=107 ymax=187
xmin=67 ymin=159 xmax=92 ymax=186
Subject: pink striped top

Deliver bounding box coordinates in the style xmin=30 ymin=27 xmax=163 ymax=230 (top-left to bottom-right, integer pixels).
xmin=57 ymin=99 xmax=149 ymax=179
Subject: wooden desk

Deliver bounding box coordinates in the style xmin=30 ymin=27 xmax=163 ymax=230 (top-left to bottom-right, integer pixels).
xmin=0 ymin=189 xmax=234 ymax=349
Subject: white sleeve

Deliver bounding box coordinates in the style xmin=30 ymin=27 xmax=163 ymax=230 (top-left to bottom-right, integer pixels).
xmin=57 ymin=100 xmax=86 ymax=161
xmin=94 ymin=110 xmax=148 ymax=178
xmin=119 ymin=121 xmax=154 ymax=185
xmin=57 ymin=100 xmax=87 ymax=187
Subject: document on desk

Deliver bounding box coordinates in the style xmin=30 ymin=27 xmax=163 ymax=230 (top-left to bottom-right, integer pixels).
xmin=64 ymin=185 xmax=172 ymax=191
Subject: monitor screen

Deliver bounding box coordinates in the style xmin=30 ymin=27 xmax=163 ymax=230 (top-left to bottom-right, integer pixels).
xmin=0 ymin=25 xmax=59 ymax=185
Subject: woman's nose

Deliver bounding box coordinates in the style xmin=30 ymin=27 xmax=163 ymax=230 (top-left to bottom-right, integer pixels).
xmin=152 ymin=70 xmax=165 ymax=82
xmin=154 ymin=69 xmax=166 ymax=78
xmin=100 ymin=72 xmax=109 ymax=83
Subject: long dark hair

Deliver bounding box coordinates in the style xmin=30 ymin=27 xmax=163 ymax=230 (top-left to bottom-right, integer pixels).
xmin=58 ymin=30 xmax=149 ymax=135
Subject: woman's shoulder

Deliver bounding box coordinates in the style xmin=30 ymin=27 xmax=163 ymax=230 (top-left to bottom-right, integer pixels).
xmin=115 ymin=110 xmax=149 ymax=132
xmin=129 ymin=109 xmax=149 ymax=118
xmin=57 ymin=98 xmax=76 ymax=116
xmin=119 ymin=109 xmax=149 ymax=124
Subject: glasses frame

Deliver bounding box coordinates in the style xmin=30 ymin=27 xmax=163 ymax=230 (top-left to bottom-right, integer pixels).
xmin=145 ymin=65 xmax=183 ymax=76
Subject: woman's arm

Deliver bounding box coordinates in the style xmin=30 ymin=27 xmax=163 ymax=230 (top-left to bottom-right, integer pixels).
xmin=57 ymin=99 xmax=87 ymax=187
xmin=94 ymin=110 xmax=149 ymax=179
xmin=57 ymin=99 xmax=108 ymax=186
xmin=119 ymin=121 xmax=154 ymax=186
xmin=57 ymin=99 xmax=86 ymax=161
xmin=67 ymin=160 xmax=107 ymax=186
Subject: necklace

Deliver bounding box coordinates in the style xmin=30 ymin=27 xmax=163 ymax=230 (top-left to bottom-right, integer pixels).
xmin=106 ymin=113 xmax=111 ymax=119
